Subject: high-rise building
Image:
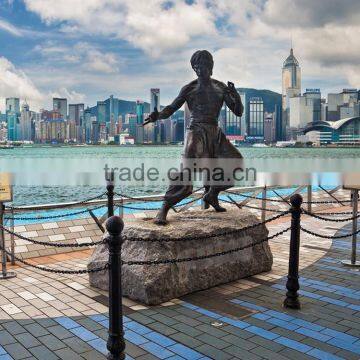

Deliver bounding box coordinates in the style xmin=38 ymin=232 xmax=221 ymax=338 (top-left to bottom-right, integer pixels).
xmin=135 ymin=100 xmax=145 ymax=144
xmin=282 ymin=48 xmax=301 ymax=139
xmin=148 ymin=88 xmax=160 ymax=143
xmin=53 ymin=98 xmax=67 ymax=119
xmin=248 ymin=97 xmax=264 ymax=140
xmin=6 ymin=98 xmax=20 ymax=141
xmin=264 ymin=112 xmax=276 ymax=143
xmin=68 ymin=103 xmax=84 ymax=126
xmin=150 ymin=88 xmax=160 ymax=113
xmin=84 ymin=108 xmax=92 ymax=143
xmin=224 ymin=91 xmax=246 ymax=136
xmin=97 ymin=101 xmax=106 ymax=124
xmin=19 ymin=103 xmax=33 ymax=141
xmin=6 ymin=98 xmax=20 ymax=113
xmin=289 ymin=89 xmax=321 ymax=133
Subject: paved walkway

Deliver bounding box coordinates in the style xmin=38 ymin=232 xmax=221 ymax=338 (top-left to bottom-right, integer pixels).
xmin=0 ymin=206 xmax=359 ymax=359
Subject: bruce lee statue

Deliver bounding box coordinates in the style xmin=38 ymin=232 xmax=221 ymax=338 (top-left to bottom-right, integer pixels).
xmin=143 ymin=50 xmax=244 ymax=225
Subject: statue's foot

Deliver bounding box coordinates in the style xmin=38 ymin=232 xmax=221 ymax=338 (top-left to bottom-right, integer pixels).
xmin=202 ymin=188 xmax=210 ymax=209
xmin=154 ymin=203 xmax=171 ymax=225
xmin=203 ymin=192 xmax=226 ymax=212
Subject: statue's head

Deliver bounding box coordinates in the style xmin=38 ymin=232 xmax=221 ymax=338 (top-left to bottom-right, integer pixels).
xmin=191 ymin=50 xmax=213 ymax=80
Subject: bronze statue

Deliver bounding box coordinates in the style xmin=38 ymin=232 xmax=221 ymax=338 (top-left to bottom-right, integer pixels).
xmin=144 ymin=50 xmax=243 ymax=225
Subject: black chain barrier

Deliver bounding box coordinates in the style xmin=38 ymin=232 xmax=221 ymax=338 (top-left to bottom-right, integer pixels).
xmin=122 ymin=227 xmax=290 ymax=265
xmin=4 ymin=205 xmax=106 ymax=221
xmin=123 ymin=210 xmax=290 ymax=243
xmin=224 ymin=190 xmax=355 ymax=205
xmin=221 ymin=198 xmax=289 ymax=213
xmin=302 ymin=208 xmax=360 ymax=222
xmin=0 ymin=224 xmax=107 ymax=248
xmin=114 ymin=187 xmax=204 ymax=203
xmin=7 ymin=191 xmax=108 ymax=211
xmin=3 ymin=248 xmax=108 ymax=274
xmin=300 ymin=226 xmax=360 ymax=239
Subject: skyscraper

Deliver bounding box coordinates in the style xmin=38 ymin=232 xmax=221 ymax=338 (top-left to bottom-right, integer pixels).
xmin=282 ymin=48 xmax=301 ymax=139
xmin=224 ymin=91 xmax=246 ymax=136
xmin=19 ymin=102 xmax=33 ymax=141
xmin=97 ymin=101 xmax=106 ymax=124
xmin=136 ymin=100 xmax=145 ymax=144
xmin=6 ymin=98 xmax=20 ymax=141
xmin=53 ymin=98 xmax=67 ymax=119
xmin=248 ymin=97 xmax=264 ymax=140
xmin=68 ymin=104 xmax=84 ymax=126
xmin=148 ymin=88 xmax=160 ymax=143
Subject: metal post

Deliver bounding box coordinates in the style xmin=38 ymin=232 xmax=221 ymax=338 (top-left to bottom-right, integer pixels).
xmin=342 ymin=189 xmax=359 ymax=267
xmin=10 ymin=206 xmax=15 ymax=265
xmin=261 ymin=187 xmax=267 ymax=222
xmin=0 ymin=203 xmax=16 ymax=280
xmin=106 ymin=216 xmax=126 ymax=360
xmin=307 ymin=185 xmax=312 ymax=214
xmin=107 ymin=171 xmax=115 ymax=218
xmin=284 ymin=194 xmax=303 ymax=309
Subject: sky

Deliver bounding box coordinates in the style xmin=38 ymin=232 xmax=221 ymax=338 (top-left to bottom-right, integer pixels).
xmin=0 ymin=0 xmax=359 ymax=112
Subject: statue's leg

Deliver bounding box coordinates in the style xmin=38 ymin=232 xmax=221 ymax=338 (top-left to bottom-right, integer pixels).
xmin=154 ymin=180 xmax=193 ymax=225
xmin=203 ymin=186 xmax=227 ymax=212
xmin=203 ymin=185 xmax=210 ymax=209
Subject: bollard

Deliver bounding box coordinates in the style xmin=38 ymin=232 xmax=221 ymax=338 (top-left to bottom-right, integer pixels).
xmin=342 ymin=189 xmax=359 ymax=267
xmin=261 ymin=187 xmax=267 ymax=223
xmin=106 ymin=216 xmax=126 ymax=360
xmin=0 ymin=203 xmax=16 ymax=280
xmin=284 ymin=194 xmax=303 ymax=309
xmin=106 ymin=171 xmax=115 ymax=218
xmin=307 ymin=185 xmax=312 ymax=214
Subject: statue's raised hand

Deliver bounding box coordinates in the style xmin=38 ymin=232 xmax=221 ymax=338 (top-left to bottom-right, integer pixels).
xmin=227 ymin=81 xmax=237 ymax=94
xmin=143 ymin=107 xmax=159 ymax=126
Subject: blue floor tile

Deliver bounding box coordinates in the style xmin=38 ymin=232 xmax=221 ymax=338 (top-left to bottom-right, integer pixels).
xmin=126 ymin=321 xmax=152 ymax=335
xmin=296 ymin=327 xmax=331 ymax=342
xmin=144 ymin=331 xmax=176 ymax=347
xmin=88 ymin=338 xmax=108 ymax=355
xmin=70 ymin=326 xmax=98 ymax=342
xmin=307 ymin=348 xmax=344 ymax=360
xmin=124 ymin=329 xmax=148 ymax=345
xmin=167 ymin=343 xmax=203 ymax=360
xmin=0 ymin=355 xmax=12 ymax=360
xmin=246 ymin=325 xmax=279 ymax=340
xmin=267 ymin=317 xmax=299 ymax=331
xmin=55 ymin=316 xmax=80 ymax=330
xmin=140 ymin=342 xmax=174 ymax=359
xmin=275 ymin=336 xmax=312 ymax=353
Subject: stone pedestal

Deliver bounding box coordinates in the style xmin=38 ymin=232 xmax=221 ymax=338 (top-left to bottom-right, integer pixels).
xmin=88 ymin=208 xmax=272 ymax=305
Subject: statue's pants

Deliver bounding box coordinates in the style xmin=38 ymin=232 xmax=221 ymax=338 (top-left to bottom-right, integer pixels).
xmin=163 ymin=123 xmax=243 ymax=207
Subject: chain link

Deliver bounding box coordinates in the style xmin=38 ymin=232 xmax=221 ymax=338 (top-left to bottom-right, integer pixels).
xmin=123 ymin=227 xmax=290 ymax=265
xmin=4 ymin=205 xmax=106 ymax=221
xmin=3 ymin=249 xmax=108 ymax=274
xmin=221 ymin=198 xmax=290 ymax=213
xmin=123 ymin=211 xmax=289 ymax=243
xmin=301 ymin=226 xmax=360 ymax=239
xmin=302 ymin=208 xmax=360 ymax=222
xmin=7 ymin=192 xmax=108 ymax=211
xmin=0 ymin=224 xmax=107 ymax=248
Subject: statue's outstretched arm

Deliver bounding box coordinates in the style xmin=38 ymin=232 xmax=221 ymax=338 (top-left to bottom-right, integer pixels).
xmin=144 ymin=85 xmax=188 ymax=125
xmin=158 ymin=86 xmax=188 ymax=119
xmin=224 ymin=82 xmax=243 ymax=117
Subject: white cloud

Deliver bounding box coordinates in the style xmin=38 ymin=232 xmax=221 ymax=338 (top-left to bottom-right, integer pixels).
xmin=24 ymin=0 xmax=217 ymax=57
xmin=0 ymin=18 xmax=23 ymax=36
xmin=0 ymin=57 xmax=44 ymax=112
xmin=34 ymin=41 xmax=120 ymax=73
xmin=49 ymin=87 xmax=85 ymax=104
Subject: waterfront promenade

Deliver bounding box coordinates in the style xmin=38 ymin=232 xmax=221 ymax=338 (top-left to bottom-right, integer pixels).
xmin=0 ymin=190 xmax=359 ymax=360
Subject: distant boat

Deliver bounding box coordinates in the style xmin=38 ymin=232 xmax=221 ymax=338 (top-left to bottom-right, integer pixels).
xmin=0 ymin=145 xmax=14 ymax=149
xmin=252 ymin=143 xmax=268 ymax=148
xmin=275 ymin=141 xmax=296 ymax=148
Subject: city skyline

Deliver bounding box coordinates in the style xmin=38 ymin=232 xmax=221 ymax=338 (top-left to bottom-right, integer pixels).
xmin=1 ymin=1 xmax=360 ymax=112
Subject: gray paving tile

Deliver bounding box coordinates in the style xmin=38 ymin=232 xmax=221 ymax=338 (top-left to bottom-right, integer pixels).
xmin=29 ymin=345 xmax=60 ymax=360
xmin=196 ymin=344 xmax=233 ymax=360
xmin=4 ymin=342 xmax=33 ymax=360
xmin=24 ymin=324 xmax=49 ymax=338
xmin=15 ymin=332 xmax=42 ymax=349
xmin=54 ymin=348 xmax=83 ymax=360
xmin=38 ymin=334 xmax=66 ymax=351
xmin=170 ymin=332 xmax=203 ymax=348
xmin=0 ymin=329 xmax=17 ymax=346
xmin=62 ymin=336 xmax=93 ymax=354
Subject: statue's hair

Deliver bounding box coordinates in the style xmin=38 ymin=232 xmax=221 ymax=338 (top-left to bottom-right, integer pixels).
xmin=190 ymin=50 xmax=214 ymax=70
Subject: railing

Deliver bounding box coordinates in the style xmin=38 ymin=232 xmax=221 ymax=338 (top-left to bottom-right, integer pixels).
xmin=0 ymin=182 xmax=359 ymax=358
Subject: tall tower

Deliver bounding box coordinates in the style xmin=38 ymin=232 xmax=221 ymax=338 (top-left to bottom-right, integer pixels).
xmin=282 ymin=48 xmax=301 ymax=139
